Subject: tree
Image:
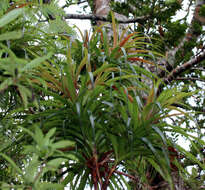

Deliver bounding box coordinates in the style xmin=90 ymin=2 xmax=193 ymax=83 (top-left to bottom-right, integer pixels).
xmin=0 ymin=0 xmax=204 ymax=190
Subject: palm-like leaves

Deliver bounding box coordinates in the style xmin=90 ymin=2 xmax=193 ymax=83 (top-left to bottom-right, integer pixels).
xmin=0 ymin=4 xmax=204 ymax=190
xmin=20 ymin=27 xmax=202 ymax=189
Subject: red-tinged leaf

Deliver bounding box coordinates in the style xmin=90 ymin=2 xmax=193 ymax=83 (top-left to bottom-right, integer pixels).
xmin=111 ymin=11 xmax=118 ymax=48
xmin=90 ymin=24 xmax=106 ymax=42
xmin=84 ymin=30 xmax=89 ymax=48
xmin=76 ymin=48 xmax=88 ymax=78
xmin=73 ymin=24 xmax=84 ymax=41
xmin=127 ymin=49 xmax=150 ymax=54
xmin=128 ymin=57 xmax=154 ymax=65
xmin=119 ymin=26 xmax=130 ymax=42
xmin=119 ymin=33 xmax=135 ymax=47
xmin=146 ymin=87 xmax=155 ymax=105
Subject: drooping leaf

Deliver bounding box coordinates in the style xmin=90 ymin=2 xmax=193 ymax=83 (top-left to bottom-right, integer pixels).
xmin=0 ymin=8 xmax=24 ymax=27
xmin=21 ymin=52 xmax=53 ymax=72
xmin=0 ymin=31 xmax=22 ymax=41
xmin=53 ymin=140 xmax=75 ymax=149
xmin=0 ymin=153 xmax=23 ymax=175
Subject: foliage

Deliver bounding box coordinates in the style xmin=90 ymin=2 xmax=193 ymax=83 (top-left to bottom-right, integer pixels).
xmin=0 ymin=1 xmax=204 ymax=190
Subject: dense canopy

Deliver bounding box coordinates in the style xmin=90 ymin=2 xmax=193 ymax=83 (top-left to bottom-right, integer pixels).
xmin=0 ymin=0 xmax=204 ymax=190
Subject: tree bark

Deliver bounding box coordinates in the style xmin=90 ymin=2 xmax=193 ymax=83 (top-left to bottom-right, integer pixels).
xmin=92 ymin=0 xmax=128 ymax=38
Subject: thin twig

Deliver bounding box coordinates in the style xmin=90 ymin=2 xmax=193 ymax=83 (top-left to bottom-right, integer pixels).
xmin=114 ymin=170 xmax=138 ymax=181
xmin=164 ymin=50 xmax=205 ymax=84
xmin=191 ymin=67 xmax=205 ymax=72
xmin=175 ymin=77 xmax=205 ymax=82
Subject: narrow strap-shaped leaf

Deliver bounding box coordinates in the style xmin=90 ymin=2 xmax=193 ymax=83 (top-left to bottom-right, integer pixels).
xmin=21 ymin=52 xmax=53 ymax=72
xmin=18 ymin=126 xmax=35 ymax=141
xmin=64 ymin=64 xmax=76 ymax=101
xmin=17 ymin=84 xmax=31 ymax=108
xmin=141 ymin=137 xmax=159 ymax=159
xmin=102 ymin=29 xmax=109 ymax=57
xmin=0 ymin=153 xmax=23 ymax=175
xmin=111 ymin=11 xmax=118 ymax=48
xmin=176 ymin=145 xmax=205 ymax=170
xmin=0 ymin=31 xmax=22 ymax=41
xmin=45 ymin=128 xmax=56 ymax=140
xmin=0 ymin=8 xmax=24 ymax=27
xmin=53 ymin=140 xmax=75 ymax=149
xmin=62 ymin=172 xmax=75 ymax=186
xmin=76 ymin=48 xmax=88 ymax=77
xmin=108 ymin=134 xmax=119 ymax=160
xmin=0 ymin=78 xmax=12 ymax=92
xmin=147 ymin=158 xmax=173 ymax=186
xmin=77 ymin=170 xmax=89 ymax=190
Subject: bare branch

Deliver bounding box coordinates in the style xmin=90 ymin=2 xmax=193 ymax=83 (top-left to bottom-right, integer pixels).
xmin=114 ymin=170 xmax=138 ymax=181
xmin=63 ymin=13 xmax=148 ymax=23
xmin=164 ymin=50 xmax=205 ymax=84
xmin=158 ymin=1 xmax=205 ymax=78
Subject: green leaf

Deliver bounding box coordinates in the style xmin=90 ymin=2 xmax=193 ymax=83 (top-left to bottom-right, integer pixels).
xmin=119 ymin=175 xmax=131 ymax=190
xmin=62 ymin=172 xmax=75 ymax=186
xmin=1 ymin=183 xmax=10 ymax=190
xmin=53 ymin=140 xmax=75 ymax=149
xmin=0 ymin=31 xmax=22 ymax=41
xmin=17 ymin=84 xmax=32 ymax=108
xmin=0 ymin=8 xmax=24 ymax=27
xmin=77 ymin=170 xmax=89 ymax=190
xmin=34 ymin=126 xmax=44 ymax=144
xmin=176 ymin=145 xmax=205 ymax=170
xmin=64 ymin=153 xmax=79 ymax=161
xmin=24 ymin=155 xmax=39 ymax=183
xmin=18 ymin=126 xmax=35 ymax=139
xmin=47 ymin=158 xmax=67 ymax=168
xmin=147 ymin=158 xmax=167 ymax=181
xmin=110 ymin=177 xmax=121 ymax=190
xmin=108 ymin=134 xmax=119 ymax=159
xmin=21 ymin=52 xmax=53 ymax=72
xmin=102 ymin=28 xmax=109 ymax=57
xmin=64 ymin=64 xmax=76 ymax=101
xmin=48 ymin=18 xmax=74 ymax=35
xmin=0 ymin=153 xmax=22 ymax=175
xmin=38 ymin=182 xmax=64 ymax=190
xmin=76 ymin=49 xmax=88 ymax=77
xmin=152 ymin=126 xmax=167 ymax=145
xmin=141 ymin=137 xmax=158 ymax=158
xmin=0 ymin=78 xmax=12 ymax=92
xmin=45 ymin=128 xmax=56 ymax=140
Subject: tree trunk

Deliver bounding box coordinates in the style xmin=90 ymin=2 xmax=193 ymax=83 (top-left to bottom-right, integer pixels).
xmin=93 ymin=0 xmax=110 ymax=26
xmin=93 ymin=0 xmax=127 ymax=37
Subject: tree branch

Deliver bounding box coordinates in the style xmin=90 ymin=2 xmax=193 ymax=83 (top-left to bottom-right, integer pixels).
xmin=164 ymin=50 xmax=205 ymax=84
xmin=158 ymin=1 xmax=205 ymax=78
xmin=63 ymin=13 xmax=148 ymax=23
xmin=114 ymin=170 xmax=138 ymax=181
xmin=62 ymin=0 xmax=87 ymax=9
xmin=175 ymin=77 xmax=205 ymax=82
xmin=191 ymin=67 xmax=205 ymax=72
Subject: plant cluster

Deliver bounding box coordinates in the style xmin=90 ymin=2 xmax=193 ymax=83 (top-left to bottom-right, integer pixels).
xmin=0 ymin=1 xmax=204 ymax=190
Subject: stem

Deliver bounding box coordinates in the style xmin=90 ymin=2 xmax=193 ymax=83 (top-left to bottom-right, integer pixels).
xmin=93 ymin=148 xmax=103 ymax=188
xmin=102 ymin=164 xmax=117 ymax=190
xmin=114 ymin=170 xmax=138 ymax=181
